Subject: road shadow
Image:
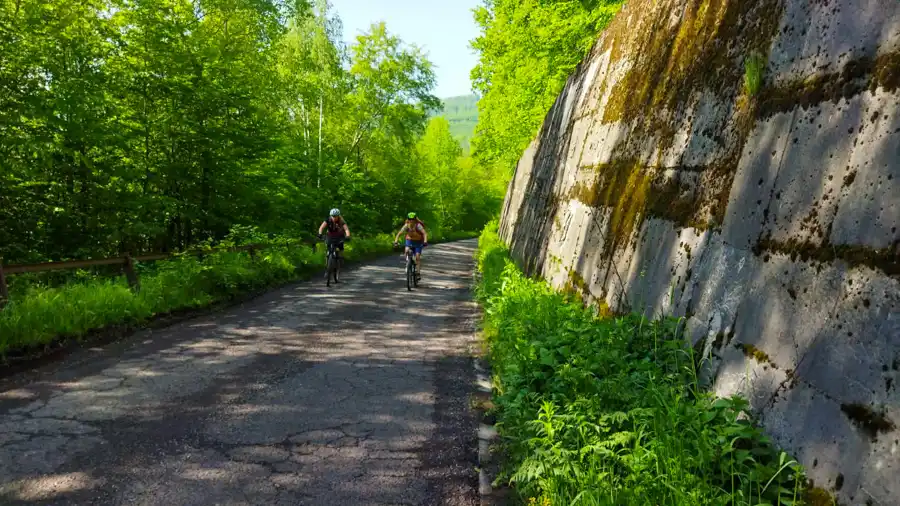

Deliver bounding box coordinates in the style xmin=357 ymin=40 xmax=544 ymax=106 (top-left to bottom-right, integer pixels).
xmin=0 ymin=241 xmax=480 ymax=506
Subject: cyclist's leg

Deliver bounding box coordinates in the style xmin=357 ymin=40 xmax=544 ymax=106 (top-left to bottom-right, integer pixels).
xmin=414 ymin=243 xmax=423 ymax=274
xmin=333 ymin=241 xmax=343 ymax=282
xmin=404 ymin=239 xmax=413 ymax=260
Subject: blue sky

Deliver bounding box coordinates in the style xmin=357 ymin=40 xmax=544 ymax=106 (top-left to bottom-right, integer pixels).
xmin=328 ymin=0 xmax=481 ymax=98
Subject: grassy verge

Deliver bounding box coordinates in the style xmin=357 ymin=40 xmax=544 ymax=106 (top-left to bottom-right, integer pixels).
xmin=0 ymin=230 xmax=476 ymax=358
xmin=475 ymin=221 xmax=808 ymax=505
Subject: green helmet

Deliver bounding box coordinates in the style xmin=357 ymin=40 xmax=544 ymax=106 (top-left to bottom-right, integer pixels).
xmin=407 ymin=212 xmax=417 ymax=219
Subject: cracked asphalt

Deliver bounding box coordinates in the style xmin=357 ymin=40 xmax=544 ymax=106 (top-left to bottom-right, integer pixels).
xmin=0 ymin=240 xmax=479 ymax=506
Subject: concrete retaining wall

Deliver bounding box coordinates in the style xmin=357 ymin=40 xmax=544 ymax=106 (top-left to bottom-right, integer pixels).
xmin=499 ymin=0 xmax=900 ymax=503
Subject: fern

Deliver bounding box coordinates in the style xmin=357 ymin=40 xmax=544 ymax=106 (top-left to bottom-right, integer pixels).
xmin=475 ymin=222 xmax=808 ymax=505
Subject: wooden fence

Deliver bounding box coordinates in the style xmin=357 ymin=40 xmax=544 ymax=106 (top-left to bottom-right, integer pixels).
xmin=0 ymin=239 xmax=316 ymax=307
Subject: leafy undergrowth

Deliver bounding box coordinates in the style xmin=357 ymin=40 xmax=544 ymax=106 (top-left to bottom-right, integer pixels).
xmin=0 ymin=230 xmax=476 ymax=357
xmin=475 ymin=221 xmax=808 ymax=506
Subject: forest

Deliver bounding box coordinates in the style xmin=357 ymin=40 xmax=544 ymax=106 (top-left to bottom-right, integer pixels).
xmin=0 ymin=0 xmax=627 ymax=265
xmin=432 ymin=94 xmax=478 ymax=152
xmin=0 ymin=0 xmax=626 ymax=348
xmin=0 ymin=0 xmax=498 ymax=265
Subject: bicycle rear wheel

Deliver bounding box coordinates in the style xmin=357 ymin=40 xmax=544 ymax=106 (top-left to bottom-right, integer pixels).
xmin=326 ymin=253 xmax=335 ymax=287
xmin=406 ymin=256 xmax=413 ymax=291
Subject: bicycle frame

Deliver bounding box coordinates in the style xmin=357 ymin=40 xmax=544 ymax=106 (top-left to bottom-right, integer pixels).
xmin=324 ymin=239 xmax=344 ymax=286
xmin=405 ymin=248 xmax=418 ymax=291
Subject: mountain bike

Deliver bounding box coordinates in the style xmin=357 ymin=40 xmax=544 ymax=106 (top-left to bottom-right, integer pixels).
xmin=395 ymin=242 xmax=424 ymax=291
xmin=323 ymin=237 xmax=347 ymax=287
xmin=405 ymin=248 xmax=418 ymax=291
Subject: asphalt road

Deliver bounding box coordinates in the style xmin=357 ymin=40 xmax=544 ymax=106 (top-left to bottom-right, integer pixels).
xmin=0 ymin=240 xmax=480 ymax=506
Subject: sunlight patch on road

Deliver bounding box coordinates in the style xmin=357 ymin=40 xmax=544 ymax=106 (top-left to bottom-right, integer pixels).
xmin=0 ymin=389 xmax=37 ymax=400
xmin=0 ymin=472 xmax=105 ymax=501
xmin=222 ymin=403 xmax=303 ymax=416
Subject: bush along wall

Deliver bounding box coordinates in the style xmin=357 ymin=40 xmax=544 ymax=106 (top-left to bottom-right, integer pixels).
xmin=474 ymin=221 xmax=816 ymax=506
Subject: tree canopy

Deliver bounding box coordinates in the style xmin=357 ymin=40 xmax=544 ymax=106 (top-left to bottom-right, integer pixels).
xmin=469 ymin=0 xmax=623 ymax=184
xmin=0 ymin=0 xmax=497 ymax=264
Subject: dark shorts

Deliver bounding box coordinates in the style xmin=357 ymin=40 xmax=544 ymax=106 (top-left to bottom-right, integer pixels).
xmin=405 ymin=239 xmax=424 ymax=254
xmin=326 ymin=237 xmax=345 ymax=251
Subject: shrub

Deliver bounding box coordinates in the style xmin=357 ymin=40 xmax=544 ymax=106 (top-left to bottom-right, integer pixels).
xmin=475 ymin=222 xmax=805 ymax=505
xmin=0 ymin=230 xmax=477 ymax=357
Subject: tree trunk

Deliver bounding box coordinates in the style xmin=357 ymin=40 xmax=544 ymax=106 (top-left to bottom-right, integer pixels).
xmin=300 ymin=98 xmax=309 ymax=158
xmin=317 ymin=94 xmax=323 ymax=189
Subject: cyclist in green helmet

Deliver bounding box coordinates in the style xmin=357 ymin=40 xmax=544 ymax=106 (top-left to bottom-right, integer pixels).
xmin=393 ymin=212 xmax=428 ymax=278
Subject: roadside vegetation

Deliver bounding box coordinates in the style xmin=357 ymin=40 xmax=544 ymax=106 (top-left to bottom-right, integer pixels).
xmin=475 ymin=221 xmax=808 ymax=505
xmin=0 ymin=229 xmax=474 ymax=358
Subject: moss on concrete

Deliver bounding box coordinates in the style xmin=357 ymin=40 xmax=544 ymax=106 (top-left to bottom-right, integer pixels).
xmin=755 ymin=236 xmax=900 ymax=277
xmin=567 ymin=157 xmax=739 ymax=253
xmin=805 ymin=485 xmax=837 ymax=506
xmin=563 ymin=267 xmax=592 ymax=303
xmin=758 ymin=49 xmax=900 ymax=118
xmin=735 ymin=342 xmax=777 ymax=368
xmin=593 ymin=299 xmax=614 ymax=319
xmin=566 ymin=0 xmax=785 ymax=257
xmin=840 ymin=402 xmax=897 ymax=439
xmin=601 ymin=0 xmax=782 ymax=127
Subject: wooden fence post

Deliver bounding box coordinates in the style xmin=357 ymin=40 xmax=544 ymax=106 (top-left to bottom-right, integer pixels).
xmin=0 ymin=258 xmax=8 ymax=309
xmin=124 ymin=255 xmax=140 ymax=293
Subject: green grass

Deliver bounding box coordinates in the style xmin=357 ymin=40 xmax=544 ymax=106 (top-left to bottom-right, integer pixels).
xmin=475 ymin=221 xmax=808 ymax=505
xmin=0 ymin=230 xmax=477 ymax=357
xmin=744 ymin=52 xmax=765 ymax=97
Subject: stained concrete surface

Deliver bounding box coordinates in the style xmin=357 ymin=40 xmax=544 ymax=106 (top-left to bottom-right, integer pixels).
xmin=498 ymin=0 xmax=900 ymax=502
xmin=0 ymin=241 xmax=480 ymax=506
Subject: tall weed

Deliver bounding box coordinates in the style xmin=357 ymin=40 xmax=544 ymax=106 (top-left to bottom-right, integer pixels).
xmin=744 ymin=51 xmax=765 ymax=96
xmin=475 ymin=223 xmax=805 ymax=505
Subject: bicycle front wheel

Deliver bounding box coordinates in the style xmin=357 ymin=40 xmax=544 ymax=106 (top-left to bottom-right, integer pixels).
xmin=406 ymin=258 xmax=413 ymax=291
xmin=326 ymin=254 xmax=334 ymax=286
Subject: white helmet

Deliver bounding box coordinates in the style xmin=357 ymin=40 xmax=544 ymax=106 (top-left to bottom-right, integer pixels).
xmin=330 ymin=208 xmax=341 ymax=217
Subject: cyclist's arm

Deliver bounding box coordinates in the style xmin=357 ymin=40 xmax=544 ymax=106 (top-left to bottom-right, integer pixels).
xmin=318 ymin=222 xmax=327 ymax=235
xmin=343 ymin=224 xmax=350 ymax=238
xmin=394 ymin=224 xmax=408 ymax=243
xmin=420 ymin=224 xmax=428 ymax=244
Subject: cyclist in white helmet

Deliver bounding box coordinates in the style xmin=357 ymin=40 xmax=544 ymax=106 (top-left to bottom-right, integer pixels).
xmin=318 ymin=208 xmax=351 ymax=261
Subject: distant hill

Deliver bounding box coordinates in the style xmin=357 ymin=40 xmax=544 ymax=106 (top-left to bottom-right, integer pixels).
xmin=433 ymin=94 xmax=479 ymax=152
